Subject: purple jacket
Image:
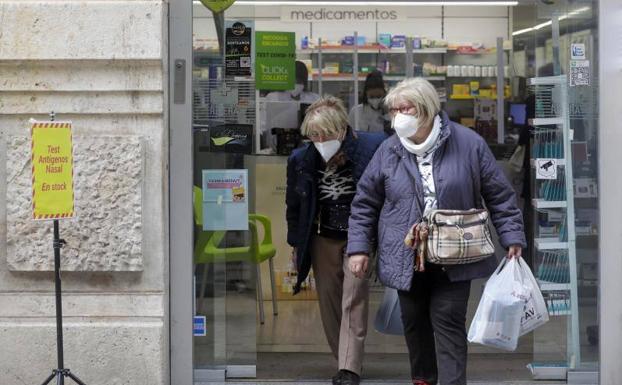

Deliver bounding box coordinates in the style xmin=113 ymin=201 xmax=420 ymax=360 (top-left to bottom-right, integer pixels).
xmin=347 ymin=112 xmax=526 ymax=291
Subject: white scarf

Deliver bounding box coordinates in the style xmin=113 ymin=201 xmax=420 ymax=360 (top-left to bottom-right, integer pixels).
xmin=399 ymin=115 xmax=442 ymax=157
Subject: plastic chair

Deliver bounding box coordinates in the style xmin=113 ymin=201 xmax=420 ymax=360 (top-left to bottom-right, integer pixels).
xmin=193 ymin=186 xmax=278 ymax=324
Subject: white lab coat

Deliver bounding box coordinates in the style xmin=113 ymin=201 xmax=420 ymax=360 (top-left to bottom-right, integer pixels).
xmin=348 ymin=103 xmax=388 ymax=133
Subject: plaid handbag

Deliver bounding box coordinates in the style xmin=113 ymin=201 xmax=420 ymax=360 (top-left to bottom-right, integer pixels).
xmin=405 ymin=209 xmax=495 ymax=266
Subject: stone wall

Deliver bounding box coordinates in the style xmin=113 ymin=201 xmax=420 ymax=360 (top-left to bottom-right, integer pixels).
xmin=0 ymin=1 xmax=168 ymax=384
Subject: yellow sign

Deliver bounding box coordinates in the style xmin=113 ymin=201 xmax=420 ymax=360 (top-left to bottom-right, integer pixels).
xmin=31 ymin=121 xmax=75 ymax=220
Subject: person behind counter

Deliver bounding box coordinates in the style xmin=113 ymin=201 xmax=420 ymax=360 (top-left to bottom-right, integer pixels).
xmin=265 ymin=60 xmax=320 ymax=103
xmin=285 ymin=96 xmax=385 ymax=385
xmin=348 ymin=70 xmax=391 ymax=134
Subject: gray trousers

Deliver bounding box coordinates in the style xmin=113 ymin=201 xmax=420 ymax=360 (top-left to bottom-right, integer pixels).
xmin=398 ymin=264 xmax=471 ymax=385
xmin=311 ymin=235 xmax=369 ymax=375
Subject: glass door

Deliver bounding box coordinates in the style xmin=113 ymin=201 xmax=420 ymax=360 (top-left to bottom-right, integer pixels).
xmin=192 ymin=0 xmax=260 ymax=381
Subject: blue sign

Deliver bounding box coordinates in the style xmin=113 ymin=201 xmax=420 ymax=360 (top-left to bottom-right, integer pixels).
xmin=193 ymin=316 xmax=207 ymax=337
xmin=202 ymin=169 xmax=249 ymax=231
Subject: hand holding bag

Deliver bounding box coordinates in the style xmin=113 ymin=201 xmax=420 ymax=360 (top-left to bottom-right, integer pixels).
xmin=467 ymin=257 xmax=529 ymax=351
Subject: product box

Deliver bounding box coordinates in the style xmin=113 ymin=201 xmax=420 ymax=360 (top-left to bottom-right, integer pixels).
xmin=412 ymin=37 xmax=422 ymax=49
xmin=574 ymin=178 xmax=598 ymax=198
xmin=323 ymin=63 xmax=340 ymax=74
xmin=452 ymin=84 xmax=470 ymax=96
xmin=342 ymin=36 xmax=355 ymax=46
xmin=470 ymin=81 xmax=480 ymax=96
xmin=378 ymin=33 xmax=391 ymax=48
xmin=357 ymin=36 xmax=367 ymax=46
xmin=341 ymin=61 xmax=354 ymax=74
xmin=391 ymin=35 xmax=407 ymax=48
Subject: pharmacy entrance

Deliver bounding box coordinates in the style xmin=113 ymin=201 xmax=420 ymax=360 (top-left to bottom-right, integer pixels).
xmin=169 ymin=1 xmax=602 ymax=383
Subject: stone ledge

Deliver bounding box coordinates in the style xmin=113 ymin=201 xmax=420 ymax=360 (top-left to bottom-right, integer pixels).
xmin=0 ymin=293 xmax=164 ymax=318
xmin=6 ymin=135 xmax=144 ymax=272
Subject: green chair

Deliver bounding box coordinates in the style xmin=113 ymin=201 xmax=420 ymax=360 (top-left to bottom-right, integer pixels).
xmin=193 ymin=186 xmax=278 ymax=324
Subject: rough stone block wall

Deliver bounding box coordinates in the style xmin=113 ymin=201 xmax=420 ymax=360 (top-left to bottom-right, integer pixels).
xmin=0 ymin=1 xmax=168 ymax=384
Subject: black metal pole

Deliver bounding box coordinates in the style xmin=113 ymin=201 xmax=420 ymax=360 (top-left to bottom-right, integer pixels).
xmin=53 ymin=219 xmax=65 ymax=373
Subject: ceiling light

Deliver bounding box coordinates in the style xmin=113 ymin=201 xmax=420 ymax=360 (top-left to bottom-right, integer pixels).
xmin=513 ymin=6 xmax=590 ymax=36
xmin=196 ymin=1 xmax=518 ymax=6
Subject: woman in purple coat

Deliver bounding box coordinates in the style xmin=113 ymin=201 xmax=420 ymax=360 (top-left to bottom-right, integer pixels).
xmin=346 ymin=78 xmax=526 ymax=385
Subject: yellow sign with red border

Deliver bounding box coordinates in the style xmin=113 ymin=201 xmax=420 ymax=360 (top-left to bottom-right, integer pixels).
xmin=31 ymin=121 xmax=75 ymax=220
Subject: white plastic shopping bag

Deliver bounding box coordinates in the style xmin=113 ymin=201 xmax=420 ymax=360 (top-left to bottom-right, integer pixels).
xmin=468 ymin=257 xmax=529 ymax=351
xmin=517 ymin=257 xmax=549 ymax=336
xmin=374 ymin=287 xmax=404 ymax=335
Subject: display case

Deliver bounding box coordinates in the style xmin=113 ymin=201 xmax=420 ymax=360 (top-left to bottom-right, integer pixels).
xmin=527 ymin=75 xmax=582 ymax=380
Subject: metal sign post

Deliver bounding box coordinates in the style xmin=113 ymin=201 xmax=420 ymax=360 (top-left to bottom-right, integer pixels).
xmin=38 ymin=112 xmax=87 ymax=385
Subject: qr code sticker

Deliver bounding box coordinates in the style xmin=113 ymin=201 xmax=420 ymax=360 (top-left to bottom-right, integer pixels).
xmin=240 ymin=57 xmax=251 ymax=68
xmin=570 ymin=60 xmax=590 ymax=87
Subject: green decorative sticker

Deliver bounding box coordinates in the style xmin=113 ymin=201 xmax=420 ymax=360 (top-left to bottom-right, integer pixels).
xmin=199 ymin=0 xmax=235 ymax=14
xmin=255 ymin=31 xmax=296 ymax=91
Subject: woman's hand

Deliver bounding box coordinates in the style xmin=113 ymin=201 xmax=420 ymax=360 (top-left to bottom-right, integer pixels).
xmin=349 ymin=254 xmax=369 ymax=279
xmin=507 ymin=245 xmax=522 ymax=259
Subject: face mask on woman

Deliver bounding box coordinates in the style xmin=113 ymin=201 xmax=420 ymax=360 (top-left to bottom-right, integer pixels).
xmin=367 ymin=97 xmax=383 ymax=110
xmin=392 ymin=112 xmax=420 ymax=138
xmin=291 ymin=83 xmax=305 ymax=98
xmin=314 ymin=139 xmax=341 ymax=162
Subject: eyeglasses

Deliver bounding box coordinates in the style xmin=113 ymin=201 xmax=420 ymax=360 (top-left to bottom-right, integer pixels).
xmin=389 ymin=105 xmax=416 ymax=114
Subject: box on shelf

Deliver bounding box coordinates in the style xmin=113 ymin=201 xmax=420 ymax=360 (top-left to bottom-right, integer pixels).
xmin=323 ymin=63 xmax=340 ymax=74
xmin=452 ymin=84 xmax=470 ymax=97
xmin=574 ymin=178 xmax=598 ymax=198
xmin=342 ymin=36 xmax=355 ymax=46
xmin=391 ymin=35 xmax=407 ymax=48
xmin=470 ymin=81 xmax=480 ymax=96
xmin=378 ymin=33 xmax=391 ymax=48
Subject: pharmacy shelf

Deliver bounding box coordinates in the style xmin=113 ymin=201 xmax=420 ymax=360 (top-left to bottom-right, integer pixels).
xmin=312 ymin=74 xmax=446 ymax=81
xmin=297 ymin=47 xmax=447 ymax=54
xmin=449 ymin=95 xmax=507 ymax=100
xmin=532 ymin=199 xmax=568 ymax=209
xmin=538 ymin=280 xmax=571 ymax=291
xmin=530 ymin=159 xmax=566 ymax=167
xmin=530 ymin=117 xmax=564 ymax=126
xmin=535 ymin=238 xmax=569 ymax=250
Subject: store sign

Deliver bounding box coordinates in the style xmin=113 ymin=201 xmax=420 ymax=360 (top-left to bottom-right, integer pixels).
xmin=255 ymin=31 xmax=295 ymax=91
xmin=535 ymin=158 xmax=558 ymax=180
xmin=199 ymin=0 xmax=235 ymax=14
xmin=571 ymin=43 xmax=586 ymax=60
xmin=281 ymin=7 xmax=405 ymax=22
xmin=225 ymin=21 xmax=252 ymax=77
xmin=31 ymin=120 xmax=75 ymax=220
xmin=210 ymin=124 xmax=253 ymax=154
xmin=202 ymin=169 xmax=249 ymax=231
xmin=193 ymin=316 xmax=206 ymax=337
xmin=569 ymin=60 xmax=590 ymax=87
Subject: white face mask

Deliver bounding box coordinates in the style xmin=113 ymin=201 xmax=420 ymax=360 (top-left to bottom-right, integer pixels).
xmin=313 ymin=139 xmax=341 ymax=162
xmin=367 ymin=97 xmax=383 ymax=110
xmin=291 ymin=83 xmax=305 ymax=98
xmin=392 ymin=113 xmax=420 ymax=138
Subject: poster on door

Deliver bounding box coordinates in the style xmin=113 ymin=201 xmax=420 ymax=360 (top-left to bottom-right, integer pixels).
xmin=255 ymin=31 xmax=295 ymax=91
xmin=202 ymin=169 xmax=249 ymax=231
xmin=225 ymin=20 xmax=252 ymax=77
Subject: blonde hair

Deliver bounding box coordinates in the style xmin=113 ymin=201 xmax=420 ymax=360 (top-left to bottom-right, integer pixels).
xmin=384 ymin=78 xmax=441 ymax=129
xmin=300 ymin=96 xmax=349 ymax=138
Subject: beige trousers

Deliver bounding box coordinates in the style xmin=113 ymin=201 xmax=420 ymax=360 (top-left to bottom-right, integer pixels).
xmin=310 ymin=235 xmax=369 ymax=375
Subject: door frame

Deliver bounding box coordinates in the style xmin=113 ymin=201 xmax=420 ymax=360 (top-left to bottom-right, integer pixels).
xmin=169 ymin=0 xmax=194 ymax=384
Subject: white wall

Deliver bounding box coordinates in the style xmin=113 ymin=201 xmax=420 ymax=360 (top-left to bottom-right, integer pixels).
xmin=0 ymin=1 xmax=168 ymax=384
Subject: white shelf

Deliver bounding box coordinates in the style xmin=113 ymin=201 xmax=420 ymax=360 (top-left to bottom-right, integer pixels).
xmin=528 ymin=75 xmax=566 ymax=86
xmin=538 ymin=280 xmax=571 ymax=291
xmin=297 ymin=47 xmax=447 ymax=54
xmin=532 ymin=199 xmax=568 ymax=209
xmin=535 ymin=238 xmax=569 ymax=250
xmin=312 ymin=75 xmax=445 ymax=82
xmin=530 ymin=117 xmax=564 ymax=126
xmin=530 ymin=159 xmax=566 ymax=167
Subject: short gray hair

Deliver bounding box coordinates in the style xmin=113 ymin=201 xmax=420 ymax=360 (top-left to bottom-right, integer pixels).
xmin=300 ymin=96 xmax=349 ymax=138
xmin=384 ymin=78 xmax=441 ymax=129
